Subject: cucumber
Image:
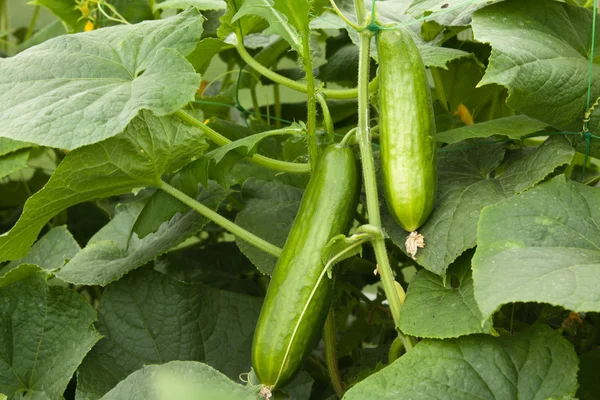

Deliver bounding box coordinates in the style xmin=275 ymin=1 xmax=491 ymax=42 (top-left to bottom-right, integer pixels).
xmin=251 ymin=144 xmax=360 ymax=388
xmin=377 ymin=27 xmax=437 ymax=232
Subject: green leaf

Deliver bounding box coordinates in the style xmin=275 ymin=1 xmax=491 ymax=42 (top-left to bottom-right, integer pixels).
xmin=436 ymin=115 xmax=548 ymax=144
xmin=0 ymin=9 xmax=203 ymax=150
xmin=0 ymin=264 xmax=101 ymax=399
xmin=17 ymin=20 xmax=68 ymax=53
xmin=0 ymin=149 xmax=29 ymax=180
xmin=398 ymin=253 xmax=493 ymax=338
xmin=235 ymin=178 xmax=303 ymax=275
xmin=99 ymin=361 xmax=257 ymax=400
xmin=155 ymin=0 xmax=227 ymax=11
xmin=56 ymin=182 xmax=226 ymax=286
xmin=155 ymin=242 xmax=264 ymax=296
xmin=2 ymin=226 xmax=80 ymax=276
xmin=0 ymin=111 xmax=207 ymax=263
xmin=472 ymin=0 xmax=600 ymax=134
xmin=218 ymin=0 xmax=268 ymax=40
xmin=473 ymin=175 xmax=600 ymax=320
xmin=76 ymin=268 xmax=261 ymax=400
xmin=408 ymin=0 xmax=496 ymax=27
xmin=577 ymin=349 xmax=600 ymax=400
xmin=383 ymin=135 xmax=575 ymax=276
xmin=30 ymin=0 xmax=85 ymax=31
xmin=343 ymin=324 xmax=578 ymax=400
xmin=417 ymin=46 xmax=472 ymax=69
xmin=0 ymin=138 xmax=29 ymax=157
xmin=233 ymin=0 xmax=311 ymax=54
xmin=187 ymin=38 xmax=234 ymax=75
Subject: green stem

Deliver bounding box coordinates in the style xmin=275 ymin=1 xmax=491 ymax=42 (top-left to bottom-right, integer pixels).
xmin=174 ymin=110 xmax=311 ymax=174
xmin=273 ymin=83 xmax=282 ymax=129
xmin=340 ymin=128 xmax=357 ymax=146
xmin=235 ymin=34 xmax=379 ymax=100
xmin=388 ymin=336 xmax=404 ymax=363
xmin=324 ymin=309 xmax=345 ymax=397
xmin=0 ymin=0 xmax=8 ymax=54
xmin=160 ymin=181 xmax=282 ymax=257
xmin=302 ymin=34 xmax=319 ymax=168
xmin=354 ymin=0 xmax=413 ymax=350
xmin=329 ymin=0 xmax=361 ymax=30
xmin=430 ymin=67 xmax=448 ymax=112
xmin=317 ymin=93 xmax=335 ymax=144
xmin=25 ymin=5 xmax=40 ymax=41
xmin=250 ymin=87 xmax=262 ymax=121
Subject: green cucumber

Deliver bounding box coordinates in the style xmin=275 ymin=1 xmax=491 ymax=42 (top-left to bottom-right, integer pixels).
xmin=251 ymin=144 xmax=360 ymax=388
xmin=377 ymin=27 xmax=437 ymax=232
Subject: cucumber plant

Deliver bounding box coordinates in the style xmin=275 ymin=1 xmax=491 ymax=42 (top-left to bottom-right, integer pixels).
xmin=0 ymin=0 xmax=598 ymax=399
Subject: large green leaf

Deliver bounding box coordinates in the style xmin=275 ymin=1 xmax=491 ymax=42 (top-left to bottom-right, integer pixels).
xmin=472 ymin=0 xmax=600 ymax=134
xmin=0 ymin=265 xmax=101 ymax=400
xmin=383 ymin=135 xmax=574 ymax=276
xmin=343 ymin=325 xmax=578 ymax=400
xmin=76 ymin=268 xmax=261 ymax=400
xmin=0 ymin=111 xmax=207 ymax=263
xmin=473 ymin=175 xmax=600 ymax=320
xmin=56 ymin=182 xmax=225 ymax=286
xmin=155 ymin=0 xmax=227 ymax=11
xmin=0 ymin=9 xmax=202 ymax=150
xmin=99 ymin=361 xmax=257 ymax=400
xmin=398 ymin=253 xmax=492 ymax=338
xmin=235 ymin=178 xmax=303 ymax=275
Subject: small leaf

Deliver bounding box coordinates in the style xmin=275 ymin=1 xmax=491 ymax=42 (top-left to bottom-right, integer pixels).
xmin=99 ymin=361 xmax=257 ymax=400
xmin=56 ymin=182 xmax=226 ymax=286
xmin=0 ymin=9 xmax=203 ymax=149
xmin=76 ymin=268 xmax=262 ymax=399
xmin=0 ymin=112 xmax=207 ymax=263
xmin=0 ymin=149 xmax=29 ymax=180
xmin=1 ymin=226 xmax=80 ymax=276
xmin=321 ymin=225 xmax=380 ymax=278
xmin=436 ymin=115 xmax=548 ymax=144
xmin=473 ymin=175 xmax=600 ymax=320
xmin=343 ymin=325 xmax=578 ymax=400
xmin=408 ymin=0 xmax=497 ymax=27
xmin=0 ymin=138 xmax=29 ymax=157
xmin=30 ymin=0 xmax=86 ymax=31
xmin=0 ymin=265 xmax=101 ymax=399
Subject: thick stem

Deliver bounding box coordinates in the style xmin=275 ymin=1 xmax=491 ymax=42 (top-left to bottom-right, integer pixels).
xmin=235 ymin=35 xmax=379 ymax=100
xmin=324 ymin=309 xmax=345 ymax=397
xmin=354 ymin=2 xmax=409 ymax=346
xmin=25 ymin=5 xmax=40 ymax=41
xmin=250 ymin=87 xmax=262 ymax=121
xmin=302 ymin=34 xmax=319 ymax=168
xmin=160 ymin=181 xmax=282 ymax=257
xmin=174 ymin=110 xmax=311 ymax=174
xmin=273 ymin=83 xmax=282 ymax=128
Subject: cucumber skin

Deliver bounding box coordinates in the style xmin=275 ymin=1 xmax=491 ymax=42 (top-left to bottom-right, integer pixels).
xmin=251 ymin=145 xmax=360 ymax=388
xmin=378 ymin=28 xmax=437 ymax=232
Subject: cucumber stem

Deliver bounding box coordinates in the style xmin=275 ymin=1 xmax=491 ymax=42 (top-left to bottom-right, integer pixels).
xmin=159 ymin=181 xmax=283 ymax=258
xmin=234 ymin=31 xmax=380 ymax=100
xmin=302 ymin=32 xmax=320 ymax=168
xmin=317 ymin=93 xmax=335 ymax=144
xmin=354 ymin=0 xmax=415 ymax=351
xmin=174 ymin=110 xmax=311 ymax=174
xmin=324 ymin=309 xmax=345 ymax=397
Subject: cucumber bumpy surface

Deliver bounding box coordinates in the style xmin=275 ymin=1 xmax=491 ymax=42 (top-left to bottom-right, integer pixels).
xmin=378 ymin=27 xmax=437 ymax=232
xmin=251 ymin=144 xmax=360 ymax=388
